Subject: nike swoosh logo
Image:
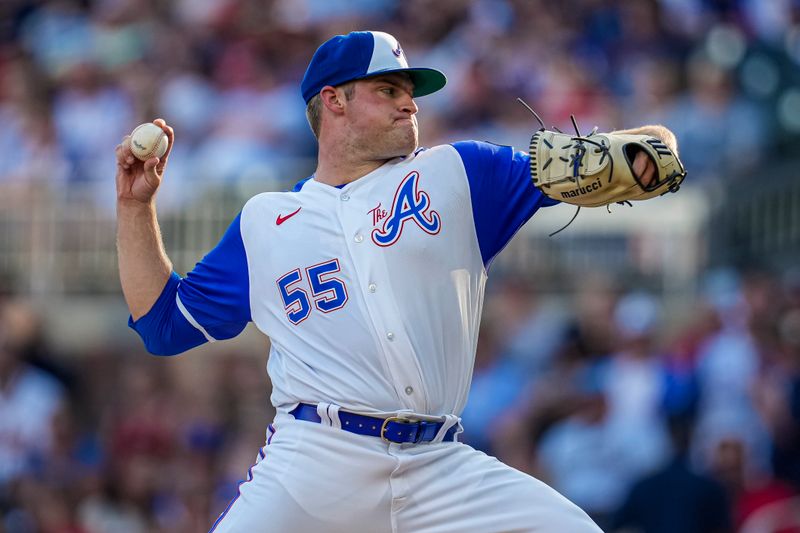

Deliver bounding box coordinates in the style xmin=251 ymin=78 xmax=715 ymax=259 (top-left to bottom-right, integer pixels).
xmin=276 ymin=207 xmax=302 ymax=225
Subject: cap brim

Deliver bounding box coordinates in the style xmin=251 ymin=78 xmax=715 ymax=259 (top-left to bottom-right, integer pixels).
xmin=360 ymin=67 xmax=447 ymax=98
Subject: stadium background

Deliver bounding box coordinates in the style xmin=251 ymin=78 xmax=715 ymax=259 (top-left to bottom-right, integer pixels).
xmin=1 ymin=0 xmax=800 ymax=531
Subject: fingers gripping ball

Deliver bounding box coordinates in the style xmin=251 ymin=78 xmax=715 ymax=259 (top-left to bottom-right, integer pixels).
xmin=129 ymin=123 xmax=169 ymax=161
xmin=529 ymin=128 xmax=686 ymax=208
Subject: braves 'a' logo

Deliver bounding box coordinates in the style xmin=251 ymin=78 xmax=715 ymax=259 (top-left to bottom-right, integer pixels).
xmin=372 ymin=171 xmax=440 ymax=247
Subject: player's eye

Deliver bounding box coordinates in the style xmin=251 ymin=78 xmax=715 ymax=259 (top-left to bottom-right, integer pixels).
xmin=380 ymin=87 xmax=395 ymax=95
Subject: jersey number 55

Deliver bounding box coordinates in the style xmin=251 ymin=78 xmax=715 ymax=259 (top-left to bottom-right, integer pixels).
xmin=276 ymin=259 xmax=349 ymax=325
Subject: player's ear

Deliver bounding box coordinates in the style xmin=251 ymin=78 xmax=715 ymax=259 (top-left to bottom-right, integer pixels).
xmin=320 ymin=86 xmax=347 ymax=115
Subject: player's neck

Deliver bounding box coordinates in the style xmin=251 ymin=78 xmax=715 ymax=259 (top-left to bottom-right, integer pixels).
xmin=314 ymin=143 xmax=388 ymax=187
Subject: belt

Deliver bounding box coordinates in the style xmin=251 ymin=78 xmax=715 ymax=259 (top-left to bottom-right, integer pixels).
xmin=290 ymin=403 xmax=458 ymax=444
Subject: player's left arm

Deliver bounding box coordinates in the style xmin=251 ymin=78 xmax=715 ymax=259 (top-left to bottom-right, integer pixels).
xmin=453 ymin=140 xmax=556 ymax=269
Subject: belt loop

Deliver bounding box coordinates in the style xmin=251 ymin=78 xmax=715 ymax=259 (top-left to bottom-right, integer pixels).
xmin=432 ymin=414 xmax=461 ymax=443
xmin=328 ymin=404 xmax=342 ymax=429
xmin=316 ymin=403 xmax=332 ymax=426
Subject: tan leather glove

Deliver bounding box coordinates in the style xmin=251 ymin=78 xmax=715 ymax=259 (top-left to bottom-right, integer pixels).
xmin=529 ymin=128 xmax=686 ymax=207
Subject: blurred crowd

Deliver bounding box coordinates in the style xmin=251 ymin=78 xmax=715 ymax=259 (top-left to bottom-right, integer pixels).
xmin=2 ymin=266 xmax=800 ymax=532
xmin=0 ymin=0 xmax=799 ymax=210
xmin=0 ymin=296 xmax=274 ymax=533
xmin=2 ymin=0 xmax=800 ymax=532
xmin=466 ymin=267 xmax=800 ymax=532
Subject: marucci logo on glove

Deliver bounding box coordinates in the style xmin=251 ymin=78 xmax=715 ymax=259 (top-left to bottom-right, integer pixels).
xmin=560 ymin=179 xmax=603 ymax=199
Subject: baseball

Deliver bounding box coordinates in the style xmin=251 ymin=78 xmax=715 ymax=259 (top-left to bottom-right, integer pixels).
xmin=129 ymin=122 xmax=169 ymax=161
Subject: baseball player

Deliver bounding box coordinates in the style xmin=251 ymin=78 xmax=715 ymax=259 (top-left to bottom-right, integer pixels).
xmin=115 ymin=31 xmax=683 ymax=532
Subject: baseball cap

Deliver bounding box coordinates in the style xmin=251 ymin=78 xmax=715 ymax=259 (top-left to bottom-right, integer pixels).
xmin=301 ymin=31 xmax=447 ymax=104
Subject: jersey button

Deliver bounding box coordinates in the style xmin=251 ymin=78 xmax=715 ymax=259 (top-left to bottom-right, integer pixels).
xmin=354 ymin=234 xmax=364 ymax=243
xmin=368 ymin=283 xmax=377 ymax=292
xmin=341 ymin=193 xmax=350 ymax=201
xmin=404 ymin=386 xmax=414 ymax=395
xmin=386 ymin=332 xmax=395 ymax=341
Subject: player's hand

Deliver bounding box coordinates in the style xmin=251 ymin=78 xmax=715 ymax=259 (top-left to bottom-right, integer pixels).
xmin=617 ymin=125 xmax=678 ymax=189
xmin=632 ymin=151 xmax=656 ymax=188
xmin=115 ymin=119 xmax=174 ymax=205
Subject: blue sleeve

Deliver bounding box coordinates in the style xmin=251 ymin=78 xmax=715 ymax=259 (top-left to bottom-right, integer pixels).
xmin=129 ymin=213 xmax=251 ymax=355
xmin=452 ymin=140 xmax=558 ymax=268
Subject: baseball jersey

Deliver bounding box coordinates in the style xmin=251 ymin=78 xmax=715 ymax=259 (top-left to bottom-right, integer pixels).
xmin=130 ymin=141 xmax=556 ymax=417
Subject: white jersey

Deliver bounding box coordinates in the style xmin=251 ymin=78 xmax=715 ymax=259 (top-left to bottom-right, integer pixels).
xmin=130 ymin=141 xmax=556 ymax=418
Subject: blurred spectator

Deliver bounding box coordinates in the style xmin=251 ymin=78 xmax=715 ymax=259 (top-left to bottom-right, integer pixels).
xmin=0 ymin=301 xmax=65 ymax=490
xmin=535 ymin=360 xmax=623 ymax=530
xmin=459 ymin=314 xmax=529 ymax=453
xmin=621 ymin=56 xmax=683 ymax=126
xmin=663 ymin=51 xmax=768 ymax=184
xmin=692 ymin=270 xmax=773 ymax=482
xmin=603 ymin=292 xmax=671 ymax=484
xmin=534 ymin=291 xmax=673 ymax=529
xmin=707 ymin=432 xmax=799 ymax=532
xmin=51 ymin=61 xmax=134 ymax=200
xmin=0 ymin=53 xmax=69 ymax=188
xmin=611 ymin=413 xmax=733 ymax=533
xmin=18 ymin=0 xmax=96 ymax=79
xmin=771 ymin=303 xmax=800 ymax=489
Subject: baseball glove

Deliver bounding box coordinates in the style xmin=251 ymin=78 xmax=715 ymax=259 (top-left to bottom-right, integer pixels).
xmin=527 ymin=118 xmax=686 ymax=208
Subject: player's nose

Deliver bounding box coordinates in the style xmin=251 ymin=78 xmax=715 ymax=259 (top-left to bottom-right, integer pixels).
xmin=398 ymin=92 xmax=418 ymax=115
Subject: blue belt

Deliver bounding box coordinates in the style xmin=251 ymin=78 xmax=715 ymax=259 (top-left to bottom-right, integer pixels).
xmin=290 ymin=403 xmax=458 ymax=444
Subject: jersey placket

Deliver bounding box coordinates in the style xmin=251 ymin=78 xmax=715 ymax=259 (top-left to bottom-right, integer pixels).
xmin=336 ymin=180 xmax=429 ymax=413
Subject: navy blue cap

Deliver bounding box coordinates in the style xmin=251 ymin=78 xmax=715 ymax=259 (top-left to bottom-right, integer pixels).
xmin=301 ymin=31 xmax=447 ymax=104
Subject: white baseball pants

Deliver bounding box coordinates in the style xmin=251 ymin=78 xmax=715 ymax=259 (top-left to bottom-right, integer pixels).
xmin=210 ymin=412 xmax=601 ymax=533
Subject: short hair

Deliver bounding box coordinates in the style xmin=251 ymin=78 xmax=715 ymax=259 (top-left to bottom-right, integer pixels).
xmin=305 ymin=82 xmax=356 ymax=139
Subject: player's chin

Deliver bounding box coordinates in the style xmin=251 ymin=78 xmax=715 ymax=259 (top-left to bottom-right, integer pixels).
xmin=400 ymin=125 xmax=419 ymax=151
xmin=382 ymin=131 xmax=417 ymax=158
xmin=395 ymin=137 xmax=418 ymax=158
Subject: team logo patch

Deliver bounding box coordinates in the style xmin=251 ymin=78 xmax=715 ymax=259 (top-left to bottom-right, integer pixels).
xmin=368 ymin=202 xmax=388 ymax=227
xmin=372 ymin=171 xmax=441 ymax=247
xmin=393 ymin=43 xmax=403 ymax=57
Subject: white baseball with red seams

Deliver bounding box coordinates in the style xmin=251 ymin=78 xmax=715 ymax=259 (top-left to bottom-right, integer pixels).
xmin=129 ymin=123 xmax=168 ymax=161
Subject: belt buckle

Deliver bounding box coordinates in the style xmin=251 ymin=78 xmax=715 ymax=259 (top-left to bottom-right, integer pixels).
xmin=380 ymin=416 xmax=416 ymax=444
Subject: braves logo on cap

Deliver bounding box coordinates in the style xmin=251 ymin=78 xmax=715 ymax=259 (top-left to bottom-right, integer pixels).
xmin=372 ymin=171 xmax=440 ymax=247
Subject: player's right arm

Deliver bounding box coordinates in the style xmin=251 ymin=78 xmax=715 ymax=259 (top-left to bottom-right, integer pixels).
xmin=115 ymin=118 xmax=174 ymax=321
xmin=115 ymin=119 xmax=251 ymax=355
